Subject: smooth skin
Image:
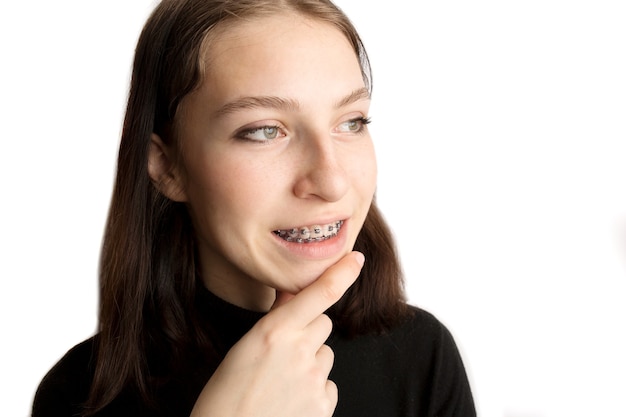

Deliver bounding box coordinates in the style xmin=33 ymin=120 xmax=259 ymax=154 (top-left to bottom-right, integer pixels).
xmin=149 ymin=13 xmax=377 ymax=311
xmin=149 ymin=12 xmax=375 ymax=417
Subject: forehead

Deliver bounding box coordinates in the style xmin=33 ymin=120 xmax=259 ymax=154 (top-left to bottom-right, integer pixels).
xmin=202 ymin=11 xmax=354 ymax=62
xmin=189 ymin=12 xmax=365 ymax=113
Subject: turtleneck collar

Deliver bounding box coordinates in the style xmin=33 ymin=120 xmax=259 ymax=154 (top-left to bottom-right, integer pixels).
xmin=195 ymin=283 xmax=267 ymax=351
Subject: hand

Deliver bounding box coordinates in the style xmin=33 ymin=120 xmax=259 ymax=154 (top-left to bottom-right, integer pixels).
xmin=190 ymin=251 xmax=365 ymax=417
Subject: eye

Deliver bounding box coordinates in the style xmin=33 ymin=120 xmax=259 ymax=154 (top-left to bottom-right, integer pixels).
xmin=336 ymin=116 xmax=371 ymax=134
xmin=236 ymin=125 xmax=286 ymax=142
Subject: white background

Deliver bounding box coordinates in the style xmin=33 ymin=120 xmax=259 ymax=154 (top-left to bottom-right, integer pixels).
xmin=1 ymin=1 xmax=625 ymax=416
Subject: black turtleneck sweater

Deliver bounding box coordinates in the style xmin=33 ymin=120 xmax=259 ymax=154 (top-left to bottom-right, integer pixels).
xmin=32 ymin=287 xmax=476 ymax=417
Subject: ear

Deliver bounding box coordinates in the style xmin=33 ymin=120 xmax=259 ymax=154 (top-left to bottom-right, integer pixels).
xmin=148 ymin=133 xmax=188 ymax=202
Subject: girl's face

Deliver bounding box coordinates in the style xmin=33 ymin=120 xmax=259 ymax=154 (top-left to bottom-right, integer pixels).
xmin=156 ymin=13 xmax=376 ymax=311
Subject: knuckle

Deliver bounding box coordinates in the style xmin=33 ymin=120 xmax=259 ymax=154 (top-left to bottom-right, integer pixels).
xmin=316 ymin=399 xmax=335 ymax=417
xmin=309 ymin=365 xmax=326 ymax=383
xmin=322 ymin=380 xmax=339 ymax=415
xmin=319 ymin=280 xmax=342 ymax=303
xmin=255 ymin=321 xmax=284 ymax=350
xmin=319 ymin=313 xmax=333 ymax=330
xmin=320 ymin=343 xmax=334 ymax=362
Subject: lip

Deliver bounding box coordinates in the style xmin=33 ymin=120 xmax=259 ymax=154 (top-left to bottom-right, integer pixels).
xmin=272 ymin=218 xmax=349 ymax=260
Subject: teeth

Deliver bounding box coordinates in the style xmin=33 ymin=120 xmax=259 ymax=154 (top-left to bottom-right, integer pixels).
xmin=310 ymin=225 xmax=323 ymax=240
xmin=275 ymin=220 xmax=343 ymax=243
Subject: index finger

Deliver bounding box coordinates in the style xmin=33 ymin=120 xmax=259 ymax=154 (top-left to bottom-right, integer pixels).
xmin=270 ymin=251 xmax=364 ymax=328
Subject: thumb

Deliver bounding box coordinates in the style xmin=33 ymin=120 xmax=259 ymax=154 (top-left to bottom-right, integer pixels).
xmin=271 ymin=290 xmax=296 ymax=311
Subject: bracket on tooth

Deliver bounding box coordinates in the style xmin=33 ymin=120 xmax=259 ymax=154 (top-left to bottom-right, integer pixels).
xmin=299 ymin=227 xmax=311 ymax=240
xmin=276 ymin=220 xmax=343 ymax=243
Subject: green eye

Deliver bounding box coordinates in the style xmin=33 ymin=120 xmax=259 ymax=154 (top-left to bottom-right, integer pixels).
xmin=338 ymin=120 xmax=359 ymax=132
xmin=346 ymin=120 xmax=359 ymax=131
xmin=337 ymin=117 xmax=371 ymax=133
xmin=237 ymin=125 xmax=284 ymax=142
xmin=263 ymin=126 xmax=279 ymax=139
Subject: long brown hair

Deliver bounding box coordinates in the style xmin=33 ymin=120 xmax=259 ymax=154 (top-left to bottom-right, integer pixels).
xmin=88 ymin=0 xmax=407 ymax=414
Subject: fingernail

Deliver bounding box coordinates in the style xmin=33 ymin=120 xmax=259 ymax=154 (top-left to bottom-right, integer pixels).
xmin=354 ymin=251 xmax=365 ymax=267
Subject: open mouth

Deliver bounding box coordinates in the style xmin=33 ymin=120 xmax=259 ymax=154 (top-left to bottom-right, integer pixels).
xmin=273 ymin=220 xmax=344 ymax=243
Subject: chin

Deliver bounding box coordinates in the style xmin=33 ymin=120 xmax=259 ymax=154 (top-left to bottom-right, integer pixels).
xmin=281 ymin=263 xmax=335 ymax=294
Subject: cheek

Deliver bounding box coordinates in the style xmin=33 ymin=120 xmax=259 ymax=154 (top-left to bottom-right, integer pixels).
xmin=351 ymin=141 xmax=378 ymax=194
xmin=184 ymin=152 xmax=285 ymax=215
xmin=226 ymin=157 xmax=290 ymax=204
xmin=180 ymin=151 xmax=235 ymax=217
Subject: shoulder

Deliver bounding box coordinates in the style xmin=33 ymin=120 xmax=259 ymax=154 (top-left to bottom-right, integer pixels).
xmin=331 ymin=303 xmax=463 ymax=368
xmin=32 ymin=336 xmax=97 ymax=417
xmin=401 ymin=304 xmax=450 ymax=335
xmin=400 ymin=305 xmax=477 ymax=416
xmin=393 ymin=305 xmax=472 ymax=381
xmin=38 ymin=336 xmax=97 ymax=387
xmin=369 ymin=304 xmax=459 ymax=352
xmin=330 ymin=304 xmax=476 ymax=416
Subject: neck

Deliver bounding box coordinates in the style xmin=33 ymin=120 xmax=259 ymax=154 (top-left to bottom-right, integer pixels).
xmin=200 ymin=273 xmax=276 ymax=312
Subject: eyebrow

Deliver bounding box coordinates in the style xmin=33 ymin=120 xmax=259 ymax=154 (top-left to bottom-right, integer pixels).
xmin=334 ymin=87 xmax=371 ymax=108
xmin=215 ymin=96 xmax=300 ymax=116
xmin=214 ymin=87 xmax=371 ymax=117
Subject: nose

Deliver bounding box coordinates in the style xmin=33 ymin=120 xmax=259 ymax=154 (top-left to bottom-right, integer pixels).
xmin=292 ymin=132 xmax=350 ymax=202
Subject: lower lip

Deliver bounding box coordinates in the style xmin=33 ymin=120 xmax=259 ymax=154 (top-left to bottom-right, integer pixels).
xmin=273 ymin=220 xmax=349 ymax=260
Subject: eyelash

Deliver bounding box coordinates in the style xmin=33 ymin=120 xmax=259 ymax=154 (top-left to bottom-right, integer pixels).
xmin=235 ymin=116 xmax=371 ymax=143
